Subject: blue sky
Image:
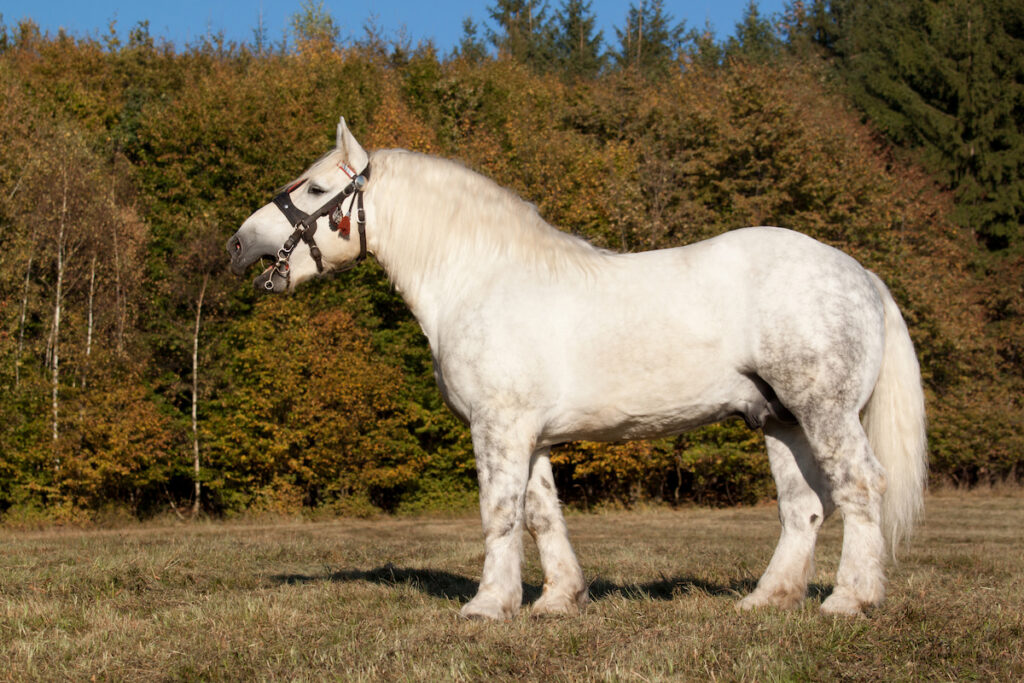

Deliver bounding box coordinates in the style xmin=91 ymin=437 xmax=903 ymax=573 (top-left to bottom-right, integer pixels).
xmin=4 ymin=1 xmax=789 ymax=54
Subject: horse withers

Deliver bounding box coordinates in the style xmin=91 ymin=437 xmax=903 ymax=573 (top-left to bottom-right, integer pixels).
xmin=226 ymin=117 xmax=927 ymax=620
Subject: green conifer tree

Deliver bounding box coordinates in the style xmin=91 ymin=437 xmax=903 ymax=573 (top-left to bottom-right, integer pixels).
xmin=683 ymin=21 xmax=725 ymax=69
xmin=487 ymin=0 xmax=556 ymax=71
xmin=790 ymin=0 xmax=1024 ymax=251
xmin=725 ymin=0 xmax=783 ymax=63
xmin=456 ymin=18 xmax=489 ymax=63
xmin=552 ymin=0 xmax=605 ymax=79
xmin=613 ymin=0 xmax=686 ymax=78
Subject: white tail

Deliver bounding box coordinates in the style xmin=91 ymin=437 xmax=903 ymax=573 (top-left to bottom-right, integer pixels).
xmin=862 ymin=272 xmax=928 ymax=554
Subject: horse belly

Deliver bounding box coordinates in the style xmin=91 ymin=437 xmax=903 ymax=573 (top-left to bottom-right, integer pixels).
xmin=539 ymin=404 xmax=735 ymax=445
xmin=538 ymin=364 xmax=763 ymax=446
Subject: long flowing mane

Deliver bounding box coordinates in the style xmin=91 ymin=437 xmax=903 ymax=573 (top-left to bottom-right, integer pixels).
xmin=356 ymin=149 xmax=612 ymax=296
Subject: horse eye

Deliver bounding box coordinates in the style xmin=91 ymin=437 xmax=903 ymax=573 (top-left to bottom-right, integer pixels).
xmin=309 ymin=185 xmax=326 ymax=196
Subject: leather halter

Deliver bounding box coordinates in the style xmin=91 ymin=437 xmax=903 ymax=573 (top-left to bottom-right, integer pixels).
xmin=265 ymin=163 xmax=370 ymax=289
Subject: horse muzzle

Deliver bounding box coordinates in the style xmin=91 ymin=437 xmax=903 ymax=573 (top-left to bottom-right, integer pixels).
xmin=226 ymin=229 xmax=285 ymax=293
xmin=227 ymin=232 xmax=257 ymax=275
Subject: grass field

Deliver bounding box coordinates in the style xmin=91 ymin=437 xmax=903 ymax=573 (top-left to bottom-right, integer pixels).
xmin=1 ymin=490 xmax=1022 ymax=681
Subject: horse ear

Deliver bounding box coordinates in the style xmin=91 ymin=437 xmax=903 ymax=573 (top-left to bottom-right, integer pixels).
xmin=336 ymin=116 xmax=368 ymax=171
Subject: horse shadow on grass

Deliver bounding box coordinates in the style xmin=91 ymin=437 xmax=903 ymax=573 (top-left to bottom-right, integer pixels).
xmin=273 ymin=565 xmax=480 ymax=602
xmin=270 ymin=565 xmax=833 ymax=605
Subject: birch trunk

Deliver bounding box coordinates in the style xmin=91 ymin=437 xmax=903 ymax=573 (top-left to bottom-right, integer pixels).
xmin=109 ymin=190 xmax=126 ymax=355
xmin=191 ymin=272 xmax=209 ymax=518
xmin=51 ymin=165 xmax=68 ymax=449
xmin=16 ymin=250 xmax=33 ymax=389
xmin=82 ymin=252 xmax=97 ymax=389
xmin=636 ymin=12 xmax=643 ymax=67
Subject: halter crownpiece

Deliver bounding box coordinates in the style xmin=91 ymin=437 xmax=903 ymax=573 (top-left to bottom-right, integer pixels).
xmin=265 ymin=162 xmax=370 ymax=290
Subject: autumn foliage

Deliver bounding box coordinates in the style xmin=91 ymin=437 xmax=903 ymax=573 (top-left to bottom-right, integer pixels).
xmin=0 ymin=17 xmax=1020 ymax=520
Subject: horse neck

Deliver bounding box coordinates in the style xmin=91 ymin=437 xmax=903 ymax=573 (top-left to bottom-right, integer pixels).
xmin=365 ymin=150 xmax=603 ymax=336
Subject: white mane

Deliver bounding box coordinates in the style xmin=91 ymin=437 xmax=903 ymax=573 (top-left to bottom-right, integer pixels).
xmin=363 ymin=149 xmax=611 ymax=298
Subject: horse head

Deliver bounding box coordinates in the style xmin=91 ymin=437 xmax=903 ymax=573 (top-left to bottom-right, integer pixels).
xmin=226 ymin=116 xmax=370 ymax=293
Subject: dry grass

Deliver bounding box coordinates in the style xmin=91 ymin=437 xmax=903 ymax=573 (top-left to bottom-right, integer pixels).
xmin=1 ymin=490 xmax=1022 ymax=681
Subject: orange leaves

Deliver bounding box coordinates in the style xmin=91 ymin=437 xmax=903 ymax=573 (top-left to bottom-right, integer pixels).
xmin=203 ymin=299 xmax=428 ymax=513
xmin=2 ymin=31 xmax=1021 ymax=519
xmin=551 ymin=422 xmax=771 ymax=507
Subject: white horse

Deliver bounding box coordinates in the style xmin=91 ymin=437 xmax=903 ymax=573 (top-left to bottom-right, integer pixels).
xmin=227 ymin=117 xmax=927 ymax=619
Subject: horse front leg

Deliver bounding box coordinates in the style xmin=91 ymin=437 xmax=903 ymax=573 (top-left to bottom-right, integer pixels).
xmin=525 ymin=448 xmax=588 ymax=616
xmin=460 ymin=416 xmax=533 ymax=621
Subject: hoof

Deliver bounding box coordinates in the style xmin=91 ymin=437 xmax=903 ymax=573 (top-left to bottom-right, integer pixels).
xmin=460 ymin=595 xmax=517 ymax=621
xmin=820 ymin=591 xmax=867 ymax=617
xmin=532 ymin=589 xmax=589 ymax=618
xmin=737 ymin=586 xmax=805 ymax=611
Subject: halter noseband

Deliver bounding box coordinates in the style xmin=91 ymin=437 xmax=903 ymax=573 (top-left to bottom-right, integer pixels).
xmin=266 ymin=162 xmax=370 ymax=290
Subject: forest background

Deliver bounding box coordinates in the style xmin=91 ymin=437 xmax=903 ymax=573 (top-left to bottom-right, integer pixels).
xmin=1 ymin=0 xmax=1021 ymax=522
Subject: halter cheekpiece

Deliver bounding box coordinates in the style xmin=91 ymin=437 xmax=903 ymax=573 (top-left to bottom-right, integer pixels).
xmin=266 ymin=162 xmax=370 ymax=289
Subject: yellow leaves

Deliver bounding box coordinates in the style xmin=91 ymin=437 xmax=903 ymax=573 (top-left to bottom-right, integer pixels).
xmin=2 ymin=32 xmax=1018 ymax=518
xmin=366 ymin=72 xmax=439 ymax=154
xmin=549 ymin=422 xmax=772 ymax=507
xmin=206 ymin=302 xmax=428 ymax=511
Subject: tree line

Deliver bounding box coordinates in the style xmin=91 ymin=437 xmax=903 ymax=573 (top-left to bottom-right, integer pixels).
xmin=0 ymin=0 xmax=1020 ymax=521
xmin=453 ymin=0 xmax=1024 ymax=254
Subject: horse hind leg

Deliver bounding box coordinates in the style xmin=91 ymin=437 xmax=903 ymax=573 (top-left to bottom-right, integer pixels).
xmin=801 ymin=412 xmax=888 ymax=616
xmin=739 ymin=420 xmax=834 ymax=611
xmin=525 ymin=448 xmax=588 ymax=616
